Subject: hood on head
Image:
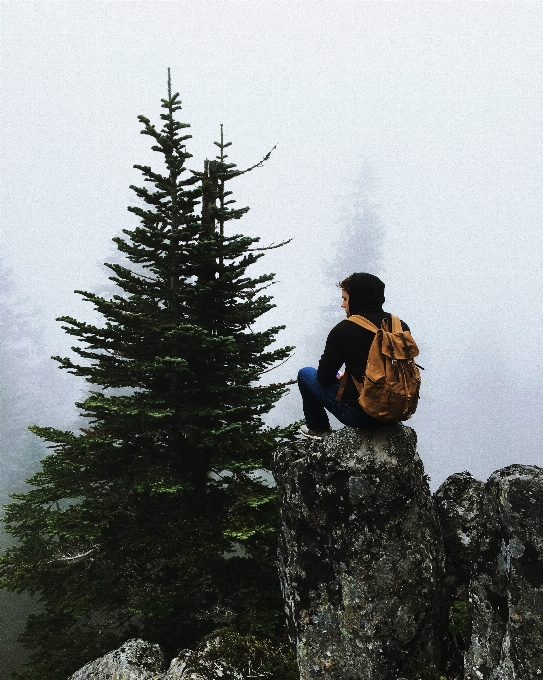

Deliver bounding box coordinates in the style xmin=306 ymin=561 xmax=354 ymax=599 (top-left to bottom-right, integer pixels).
xmin=347 ymin=272 xmax=385 ymax=315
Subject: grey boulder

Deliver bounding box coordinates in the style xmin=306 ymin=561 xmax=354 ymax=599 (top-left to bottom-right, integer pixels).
xmin=68 ymin=639 xmax=165 ymax=680
xmin=436 ymin=464 xmax=543 ymax=680
xmin=68 ymin=639 xmax=244 ymax=680
xmin=465 ymin=465 xmax=543 ymax=680
xmin=166 ymin=645 xmax=242 ymax=680
xmin=273 ymin=424 xmax=446 ymax=680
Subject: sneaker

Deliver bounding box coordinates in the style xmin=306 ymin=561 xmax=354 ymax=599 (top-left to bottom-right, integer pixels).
xmin=299 ymin=425 xmax=332 ymax=440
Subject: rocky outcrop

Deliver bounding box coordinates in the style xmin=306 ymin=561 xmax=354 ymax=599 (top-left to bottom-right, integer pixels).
xmin=434 ymin=470 xmax=487 ymax=676
xmin=434 ymin=471 xmax=486 ymax=603
xmin=68 ymin=444 xmax=543 ymax=680
xmin=68 ymin=639 xmax=165 ymax=680
xmin=166 ymin=649 xmax=242 ymax=680
xmin=435 ymin=465 xmax=543 ymax=680
xmin=273 ymin=425 xmax=446 ymax=680
xmin=67 ymin=638 xmax=241 ymax=680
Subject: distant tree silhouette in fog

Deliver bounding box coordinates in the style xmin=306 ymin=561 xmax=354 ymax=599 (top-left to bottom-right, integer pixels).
xmin=310 ymin=163 xmax=384 ymax=353
xmin=0 ymin=261 xmax=75 ymax=679
xmin=0 ymin=263 xmax=55 ymax=502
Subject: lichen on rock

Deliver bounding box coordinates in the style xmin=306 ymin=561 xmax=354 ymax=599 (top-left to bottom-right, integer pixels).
xmin=465 ymin=465 xmax=543 ymax=680
xmin=166 ymin=650 xmax=242 ymax=680
xmin=436 ymin=464 xmax=543 ymax=680
xmin=67 ymin=629 xmax=297 ymax=680
xmin=273 ymin=424 xmax=446 ymax=680
xmin=68 ymin=638 xmax=165 ymax=680
xmin=67 ymin=447 xmax=543 ymax=680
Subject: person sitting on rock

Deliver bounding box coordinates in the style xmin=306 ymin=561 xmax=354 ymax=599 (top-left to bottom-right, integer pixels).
xmin=298 ymin=272 xmax=410 ymax=439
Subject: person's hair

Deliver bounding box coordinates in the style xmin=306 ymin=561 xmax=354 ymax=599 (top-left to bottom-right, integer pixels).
xmin=338 ymin=275 xmax=353 ymax=292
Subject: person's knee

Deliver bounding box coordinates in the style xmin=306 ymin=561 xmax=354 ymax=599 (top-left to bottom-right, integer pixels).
xmin=298 ymin=366 xmax=316 ymax=384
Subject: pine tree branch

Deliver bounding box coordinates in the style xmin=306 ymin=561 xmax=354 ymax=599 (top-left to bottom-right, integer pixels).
xmin=103 ymin=348 xmax=126 ymax=358
xmin=55 ymin=548 xmax=96 ymax=562
xmin=224 ymin=145 xmax=277 ymax=178
xmin=259 ymin=353 xmax=294 ymax=375
xmin=250 ymin=379 xmax=297 ymax=391
xmin=129 ymin=271 xmax=157 ymax=282
xmin=247 ymin=238 xmax=292 ymax=252
xmin=241 ymin=282 xmax=275 ymax=302
xmin=230 ymin=144 xmax=277 ymax=177
xmin=190 ymin=146 xmax=277 ymax=181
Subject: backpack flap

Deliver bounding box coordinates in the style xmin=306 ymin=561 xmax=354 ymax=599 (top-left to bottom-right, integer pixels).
xmin=379 ymin=330 xmax=419 ymax=361
xmin=347 ymin=314 xmax=421 ymax=421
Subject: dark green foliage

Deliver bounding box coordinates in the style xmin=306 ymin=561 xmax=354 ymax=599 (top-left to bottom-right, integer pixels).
xmin=449 ymin=600 xmax=469 ymax=642
xmin=0 ymin=73 xmax=294 ymax=679
xmin=194 ymin=627 xmax=298 ymax=679
xmin=0 ymin=263 xmax=65 ymax=679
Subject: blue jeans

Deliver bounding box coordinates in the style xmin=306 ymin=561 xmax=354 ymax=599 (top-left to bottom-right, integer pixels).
xmin=297 ymin=366 xmax=379 ymax=431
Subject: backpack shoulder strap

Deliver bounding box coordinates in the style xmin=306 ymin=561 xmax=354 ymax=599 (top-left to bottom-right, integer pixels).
xmin=335 ymin=372 xmax=349 ymax=402
xmin=390 ymin=314 xmax=402 ymax=334
xmin=346 ymin=315 xmax=379 ymax=333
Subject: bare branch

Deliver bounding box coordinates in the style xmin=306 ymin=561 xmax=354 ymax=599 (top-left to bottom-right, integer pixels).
xmin=259 ymin=353 xmax=294 ymax=375
xmin=247 ymin=238 xmax=293 ymax=252
xmin=56 ymin=549 xmax=95 ymax=562
xmin=250 ymin=378 xmax=297 ymax=391
xmin=189 ymin=146 xmax=276 ymax=181
xmin=220 ymin=145 xmax=277 ymax=179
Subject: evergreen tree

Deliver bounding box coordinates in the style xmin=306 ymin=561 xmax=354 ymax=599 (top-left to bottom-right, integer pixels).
xmin=0 ymin=73 xmax=294 ymax=679
xmin=309 ymin=165 xmax=385 ymax=357
xmin=0 ymin=262 xmax=68 ymax=503
xmin=0 ymin=262 xmax=57 ymax=679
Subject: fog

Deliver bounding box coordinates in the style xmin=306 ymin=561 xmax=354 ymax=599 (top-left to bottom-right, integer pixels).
xmin=2 ymin=1 xmax=542 ymax=494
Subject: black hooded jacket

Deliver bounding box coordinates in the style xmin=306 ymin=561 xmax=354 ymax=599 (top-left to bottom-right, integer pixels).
xmin=317 ymin=273 xmax=410 ymax=408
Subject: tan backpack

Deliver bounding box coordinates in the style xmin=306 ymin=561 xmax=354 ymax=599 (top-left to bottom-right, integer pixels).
xmin=336 ymin=314 xmax=421 ymax=422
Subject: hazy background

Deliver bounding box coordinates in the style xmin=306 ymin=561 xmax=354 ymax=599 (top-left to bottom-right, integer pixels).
xmin=1 ymin=3 xmax=542 ymax=672
xmin=2 ymin=0 xmax=542 ymax=491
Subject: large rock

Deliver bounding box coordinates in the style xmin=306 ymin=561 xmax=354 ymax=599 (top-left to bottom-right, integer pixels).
xmin=467 ymin=465 xmax=543 ymax=680
xmin=434 ymin=471 xmax=489 ymax=678
xmin=436 ymin=465 xmax=543 ymax=680
xmin=166 ymin=649 xmax=241 ymax=680
xmin=68 ymin=639 xmax=165 ymax=680
xmin=68 ymin=637 xmax=251 ymax=680
xmin=434 ymin=471 xmax=486 ymax=601
xmin=273 ymin=425 xmax=446 ymax=680
xmin=68 ymin=455 xmax=543 ymax=680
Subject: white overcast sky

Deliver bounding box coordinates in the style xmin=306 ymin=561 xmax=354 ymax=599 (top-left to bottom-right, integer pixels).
xmin=1 ymin=1 xmax=542 ymax=487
